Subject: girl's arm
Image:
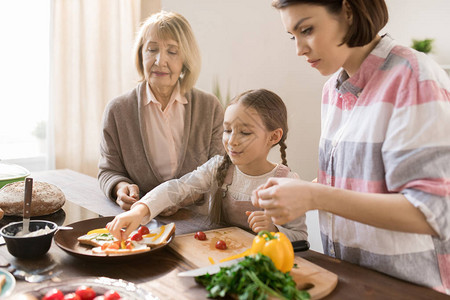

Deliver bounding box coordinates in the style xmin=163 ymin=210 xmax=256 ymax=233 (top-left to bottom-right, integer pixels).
xmin=254 ymin=178 xmax=437 ymax=236
xmin=107 ymin=156 xmax=222 ymax=240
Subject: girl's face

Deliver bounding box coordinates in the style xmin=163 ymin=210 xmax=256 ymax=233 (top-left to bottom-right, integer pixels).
xmin=280 ymin=3 xmax=352 ymax=76
xmin=223 ymin=103 xmax=279 ymax=175
xmin=142 ymin=28 xmax=184 ymax=91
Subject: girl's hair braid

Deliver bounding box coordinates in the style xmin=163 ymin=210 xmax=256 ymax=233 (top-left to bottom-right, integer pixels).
xmin=279 ymin=140 xmax=288 ymax=167
xmin=210 ymin=154 xmax=232 ymax=225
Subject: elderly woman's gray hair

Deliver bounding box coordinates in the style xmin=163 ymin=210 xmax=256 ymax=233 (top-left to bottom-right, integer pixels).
xmin=133 ymin=11 xmax=201 ymax=94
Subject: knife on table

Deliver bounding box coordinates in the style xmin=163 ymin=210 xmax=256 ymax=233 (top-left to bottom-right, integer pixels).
xmin=22 ymin=178 xmax=33 ymax=235
xmin=178 ymin=239 xmax=310 ymax=277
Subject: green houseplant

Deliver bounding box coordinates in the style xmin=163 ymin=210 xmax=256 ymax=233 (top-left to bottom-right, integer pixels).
xmin=411 ymin=38 xmax=434 ymax=54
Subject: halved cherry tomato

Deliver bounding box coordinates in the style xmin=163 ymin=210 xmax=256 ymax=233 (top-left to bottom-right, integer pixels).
xmin=107 ymin=242 xmax=120 ymax=250
xmin=130 ymin=233 xmax=143 ymax=241
xmin=103 ymin=290 xmax=121 ymax=300
xmin=138 ymin=226 xmax=150 ymax=236
xmin=215 ymin=240 xmax=227 ymax=250
xmin=43 ymin=288 xmax=64 ymax=300
xmin=194 ymin=231 xmax=206 ymax=240
xmin=75 ymin=286 xmax=96 ymax=300
xmin=64 ymin=293 xmax=81 ymax=300
xmin=125 ymin=240 xmax=133 ymax=249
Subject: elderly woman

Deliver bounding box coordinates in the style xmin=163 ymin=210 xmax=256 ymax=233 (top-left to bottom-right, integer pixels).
xmin=98 ymin=11 xmax=224 ymax=211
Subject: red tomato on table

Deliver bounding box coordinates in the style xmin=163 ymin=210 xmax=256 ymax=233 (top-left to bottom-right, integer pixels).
xmin=43 ymin=288 xmax=64 ymax=300
xmin=215 ymin=240 xmax=227 ymax=250
xmin=75 ymin=286 xmax=96 ymax=300
xmin=194 ymin=231 xmax=206 ymax=240
xmin=64 ymin=293 xmax=81 ymax=300
xmin=103 ymin=290 xmax=121 ymax=300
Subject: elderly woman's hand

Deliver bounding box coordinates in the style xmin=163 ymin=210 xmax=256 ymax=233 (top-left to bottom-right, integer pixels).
xmin=252 ymin=177 xmax=315 ymax=225
xmin=115 ymin=182 xmax=140 ymax=210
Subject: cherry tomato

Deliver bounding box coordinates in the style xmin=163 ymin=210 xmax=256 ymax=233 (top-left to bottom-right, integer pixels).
xmin=215 ymin=240 xmax=227 ymax=250
xmin=106 ymin=242 xmax=120 ymax=250
xmin=125 ymin=240 xmax=133 ymax=249
xmin=43 ymin=288 xmax=64 ymax=300
xmin=75 ymin=286 xmax=96 ymax=300
xmin=130 ymin=233 xmax=143 ymax=241
xmin=64 ymin=293 xmax=82 ymax=300
xmin=194 ymin=231 xmax=206 ymax=240
xmin=137 ymin=226 xmax=150 ymax=235
xmin=103 ymin=290 xmax=121 ymax=300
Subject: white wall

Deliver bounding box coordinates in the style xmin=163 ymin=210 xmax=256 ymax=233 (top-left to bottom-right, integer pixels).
xmin=160 ymin=0 xmax=450 ymax=253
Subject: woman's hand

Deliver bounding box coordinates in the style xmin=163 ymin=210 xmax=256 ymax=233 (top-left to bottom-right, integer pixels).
xmin=252 ymin=177 xmax=315 ymax=225
xmin=114 ymin=182 xmax=140 ymax=210
xmin=246 ymin=210 xmax=277 ymax=233
xmin=106 ymin=204 xmax=150 ymax=241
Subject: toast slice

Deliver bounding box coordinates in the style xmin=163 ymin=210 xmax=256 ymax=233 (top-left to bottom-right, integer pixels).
xmin=92 ymin=241 xmax=150 ymax=255
xmin=139 ymin=222 xmax=175 ymax=247
xmin=77 ymin=232 xmax=116 ymax=247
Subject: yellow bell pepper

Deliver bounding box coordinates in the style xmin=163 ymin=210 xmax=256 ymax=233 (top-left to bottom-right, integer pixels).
xmin=250 ymin=231 xmax=294 ymax=273
xmin=219 ymin=231 xmax=294 ymax=273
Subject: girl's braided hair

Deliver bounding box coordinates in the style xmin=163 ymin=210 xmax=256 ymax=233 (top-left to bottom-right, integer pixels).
xmin=209 ymin=89 xmax=289 ymax=225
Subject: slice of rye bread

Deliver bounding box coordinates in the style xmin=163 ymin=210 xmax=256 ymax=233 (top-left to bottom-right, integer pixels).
xmin=77 ymin=233 xmax=116 ymax=247
xmin=139 ymin=222 xmax=175 ymax=247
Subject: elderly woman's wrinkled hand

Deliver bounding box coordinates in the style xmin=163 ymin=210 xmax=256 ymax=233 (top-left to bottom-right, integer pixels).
xmin=116 ymin=183 xmax=140 ymax=210
xmin=253 ymin=177 xmax=315 ymax=225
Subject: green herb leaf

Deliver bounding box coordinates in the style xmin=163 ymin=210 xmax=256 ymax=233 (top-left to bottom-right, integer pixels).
xmin=195 ymin=253 xmax=310 ymax=300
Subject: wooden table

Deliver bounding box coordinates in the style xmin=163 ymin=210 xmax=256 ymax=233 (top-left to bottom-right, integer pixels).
xmin=1 ymin=169 xmax=448 ymax=299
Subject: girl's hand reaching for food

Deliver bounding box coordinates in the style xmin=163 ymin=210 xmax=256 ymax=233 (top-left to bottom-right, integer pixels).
xmin=246 ymin=210 xmax=277 ymax=233
xmin=106 ymin=204 xmax=150 ymax=241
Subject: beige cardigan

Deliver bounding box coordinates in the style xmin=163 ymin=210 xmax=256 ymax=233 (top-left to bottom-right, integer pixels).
xmin=98 ymin=82 xmax=225 ymax=201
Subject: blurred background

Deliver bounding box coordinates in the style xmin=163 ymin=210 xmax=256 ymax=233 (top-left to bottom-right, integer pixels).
xmin=1 ymin=0 xmax=449 ymax=252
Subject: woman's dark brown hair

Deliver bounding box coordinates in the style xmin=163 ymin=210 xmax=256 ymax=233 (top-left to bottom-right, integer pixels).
xmin=272 ymin=0 xmax=388 ymax=47
xmin=209 ymin=89 xmax=289 ymax=225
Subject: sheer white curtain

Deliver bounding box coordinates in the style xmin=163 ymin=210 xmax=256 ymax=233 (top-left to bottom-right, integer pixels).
xmin=51 ymin=0 xmax=159 ymax=177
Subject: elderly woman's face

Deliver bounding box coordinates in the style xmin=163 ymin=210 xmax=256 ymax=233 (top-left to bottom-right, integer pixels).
xmin=142 ymin=29 xmax=184 ymax=91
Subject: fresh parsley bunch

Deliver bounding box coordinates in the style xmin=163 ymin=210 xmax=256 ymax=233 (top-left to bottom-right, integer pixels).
xmin=195 ymin=253 xmax=310 ymax=300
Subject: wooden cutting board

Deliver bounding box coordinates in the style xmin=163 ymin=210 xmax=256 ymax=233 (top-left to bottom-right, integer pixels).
xmin=169 ymin=227 xmax=337 ymax=299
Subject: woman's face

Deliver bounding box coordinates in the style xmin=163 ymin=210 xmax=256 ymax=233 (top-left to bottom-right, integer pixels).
xmin=280 ymin=3 xmax=352 ymax=76
xmin=142 ymin=28 xmax=184 ymax=91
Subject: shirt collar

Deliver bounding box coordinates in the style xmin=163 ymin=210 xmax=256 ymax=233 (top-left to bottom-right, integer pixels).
xmin=144 ymin=81 xmax=188 ymax=107
xmin=335 ymin=34 xmax=395 ymax=97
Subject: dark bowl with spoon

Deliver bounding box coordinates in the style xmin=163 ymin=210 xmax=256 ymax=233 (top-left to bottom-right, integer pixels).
xmin=0 ymin=220 xmax=58 ymax=258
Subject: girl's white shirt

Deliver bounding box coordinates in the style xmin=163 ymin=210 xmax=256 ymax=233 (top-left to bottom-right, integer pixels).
xmin=134 ymin=155 xmax=308 ymax=241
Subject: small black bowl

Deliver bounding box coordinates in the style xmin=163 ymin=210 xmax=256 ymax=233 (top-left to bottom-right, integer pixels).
xmin=0 ymin=220 xmax=57 ymax=259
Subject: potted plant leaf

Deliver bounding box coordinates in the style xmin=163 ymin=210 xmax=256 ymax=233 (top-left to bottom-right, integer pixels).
xmin=411 ymin=38 xmax=434 ymax=54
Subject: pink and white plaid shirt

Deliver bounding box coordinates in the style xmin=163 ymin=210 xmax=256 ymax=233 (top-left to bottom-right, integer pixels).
xmin=318 ymin=35 xmax=450 ymax=294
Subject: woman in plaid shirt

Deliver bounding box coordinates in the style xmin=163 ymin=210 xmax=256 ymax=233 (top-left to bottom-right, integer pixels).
xmin=254 ymin=0 xmax=450 ymax=294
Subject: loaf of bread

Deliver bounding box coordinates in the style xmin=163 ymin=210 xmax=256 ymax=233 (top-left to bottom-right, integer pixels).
xmin=0 ymin=181 xmax=65 ymax=216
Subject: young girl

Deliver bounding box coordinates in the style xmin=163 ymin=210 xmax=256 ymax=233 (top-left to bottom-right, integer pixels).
xmin=253 ymin=0 xmax=450 ymax=294
xmin=107 ymin=89 xmax=307 ymax=242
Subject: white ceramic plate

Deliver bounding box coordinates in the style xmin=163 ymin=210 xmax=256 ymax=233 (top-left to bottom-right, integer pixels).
xmin=0 ymin=268 xmax=16 ymax=297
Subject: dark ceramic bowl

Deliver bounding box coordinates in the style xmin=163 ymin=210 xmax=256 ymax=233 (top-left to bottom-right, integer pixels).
xmin=0 ymin=220 xmax=57 ymax=258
